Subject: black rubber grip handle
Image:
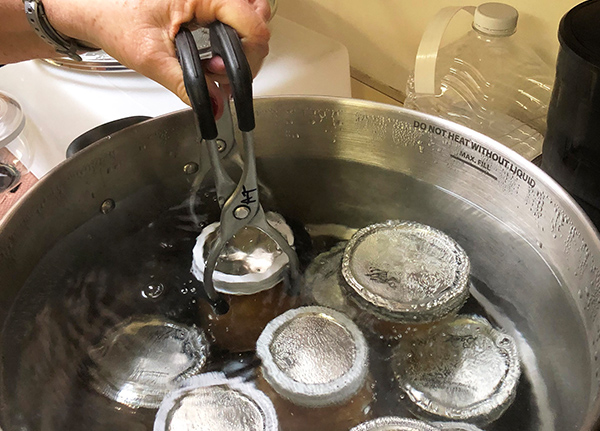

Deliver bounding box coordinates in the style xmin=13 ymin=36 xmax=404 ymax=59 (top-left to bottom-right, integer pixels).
xmin=175 ymin=27 xmax=219 ymax=140
xmin=209 ymin=22 xmax=255 ymax=132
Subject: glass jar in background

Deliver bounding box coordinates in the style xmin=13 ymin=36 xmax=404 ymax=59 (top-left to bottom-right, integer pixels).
xmin=0 ymin=92 xmax=34 ymax=194
xmin=192 ymin=211 xmax=300 ymax=352
xmin=303 ymin=220 xmax=471 ymax=340
xmin=350 ymin=417 xmax=441 ymax=431
xmin=87 ymin=315 xmax=210 ymax=409
xmin=392 ymin=314 xmax=521 ymax=425
xmin=154 ymin=372 xmax=279 ymax=431
xmin=256 ymin=306 xmax=373 ymax=431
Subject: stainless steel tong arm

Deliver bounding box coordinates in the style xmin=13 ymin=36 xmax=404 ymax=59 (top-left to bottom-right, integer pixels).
xmin=175 ymin=23 xmax=299 ymax=314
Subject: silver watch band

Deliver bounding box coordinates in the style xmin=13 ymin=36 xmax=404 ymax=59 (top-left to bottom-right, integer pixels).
xmin=23 ymin=0 xmax=97 ymax=61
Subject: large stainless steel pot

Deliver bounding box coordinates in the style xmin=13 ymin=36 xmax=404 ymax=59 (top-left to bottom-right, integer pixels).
xmin=1 ymin=96 xmax=599 ymax=430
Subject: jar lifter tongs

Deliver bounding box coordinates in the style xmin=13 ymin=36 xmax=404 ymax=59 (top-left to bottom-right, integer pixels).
xmin=175 ymin=23 xmax=300 ymax=314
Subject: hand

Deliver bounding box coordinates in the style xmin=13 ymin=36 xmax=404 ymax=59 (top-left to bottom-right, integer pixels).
xmin=44 ymin=0 xmax=272 ymax=117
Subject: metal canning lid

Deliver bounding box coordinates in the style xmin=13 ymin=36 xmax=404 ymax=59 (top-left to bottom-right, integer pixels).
xmin=0 ymin=92 xmax=25 ymax=149
xmin=87 ymin=316 xmax=209 ymax=409
xmin=191 ymin=211 xmax=295 ymax=295
xmin=154 ymin=372 xmax=278 ymax=431
xmin=350 ymin=416 xmax=440 ymax=431
xmin=43 ymin=51 xmax=128 ymax=71
xmin=433 ymin=422 xmax=484 ymax=431
xmin=393 ymin=315 xmax=521 ymax=424
xmin=256 ymin=306 xmax=369 ymax=408
xmin=43 ymin=28 xmax=212 ymax=72
xmin=341 ymin=220 xmax=470 ymax=323
xmin=303 ymin=242 xmax=358 ymax=318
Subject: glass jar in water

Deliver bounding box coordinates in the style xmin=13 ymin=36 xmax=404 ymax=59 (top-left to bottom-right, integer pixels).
xmin=392 ymin=314 xmax=521 ymax=425
xmin=192 ymin=211 xmax=300 ymax=352
xmin=304 ymin=220 xmax=471 ymax=339
xmin=154 ymin=372 xmax=279 ymax=431
xmin=256 ymin=306 xmax=373 ymax=431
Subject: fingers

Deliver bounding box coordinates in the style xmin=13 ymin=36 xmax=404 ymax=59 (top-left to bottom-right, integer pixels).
xmin=93 ymin=0 xmax=271 ymax=113
xmin=205 ymin=56 xmax=225 ymax=75
xmin=206 ymin=79 xmax=225 ymax=119
xmin=195 ymin=0 xmax=271 ymax=75
xmin=146 ymin=54 xmax=224 ymax=121
xmin=246 ymin=0 xmax=272 ymax=22
xmin=149 ymin=53 xmax=192 ymax=105
xmin=194 ymin=0 xmax=270 ymax=42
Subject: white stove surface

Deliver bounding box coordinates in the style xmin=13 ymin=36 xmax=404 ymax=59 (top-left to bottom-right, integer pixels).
xmin=0 ymin=16 xmax=350 ymax=178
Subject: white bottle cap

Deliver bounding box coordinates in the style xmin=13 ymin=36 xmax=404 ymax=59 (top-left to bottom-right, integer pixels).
xmin=473 ymin=3 xmax=518 ymax=36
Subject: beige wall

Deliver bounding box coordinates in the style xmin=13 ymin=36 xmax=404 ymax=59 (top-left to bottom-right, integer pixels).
xmin=277 ymin=0 xmax=581 ymax=101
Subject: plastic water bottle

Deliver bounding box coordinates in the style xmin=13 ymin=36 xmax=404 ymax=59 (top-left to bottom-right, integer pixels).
xmin=405 ymin=3 xmax=554 ymax=161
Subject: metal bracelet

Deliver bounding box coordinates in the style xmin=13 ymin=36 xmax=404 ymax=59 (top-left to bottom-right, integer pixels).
xmin=23 ymin=0 xmax=97 ymax=61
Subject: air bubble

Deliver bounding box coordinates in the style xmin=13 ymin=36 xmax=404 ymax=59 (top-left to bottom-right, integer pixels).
xmin=141 ymin=283 xmax=165 ymax=299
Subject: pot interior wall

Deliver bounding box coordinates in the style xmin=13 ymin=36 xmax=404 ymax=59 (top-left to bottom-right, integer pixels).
xmin=0 ymin=97 xmax=598 ymax=430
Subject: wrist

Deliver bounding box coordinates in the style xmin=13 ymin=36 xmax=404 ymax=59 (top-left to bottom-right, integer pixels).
xmin=24 ymin=0 xmax=99 ymax=60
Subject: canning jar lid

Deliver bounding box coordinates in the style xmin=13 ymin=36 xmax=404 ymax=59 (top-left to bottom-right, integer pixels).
xmin=303 ymin=242 xmax=357 ymax=317
xmin=43 ymin=28 xmax=213 ymax=71
xmin=0 ymin=91 xmax=25 ymax=149
xmin=433 ymin=422 xmax=484 ymax=431
xmin=43 ymin=50 xmax=128 ymax=71
xmin=341 ymin=220 xmax=470 ymax=324
xmin=191 ymin=211 xmax=295 ymax=295
xmin=256 ymin=306 xmax=369 ymax=408
xmin=350 ymin=416 xmax=440 ymax=431
xmin=87 ymin=316 xmax=209 ymax=409
xmin=393 ymin=315 xmax=521 ymax=424
xmin=154 ymin=372 xmax=279 ymax=431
